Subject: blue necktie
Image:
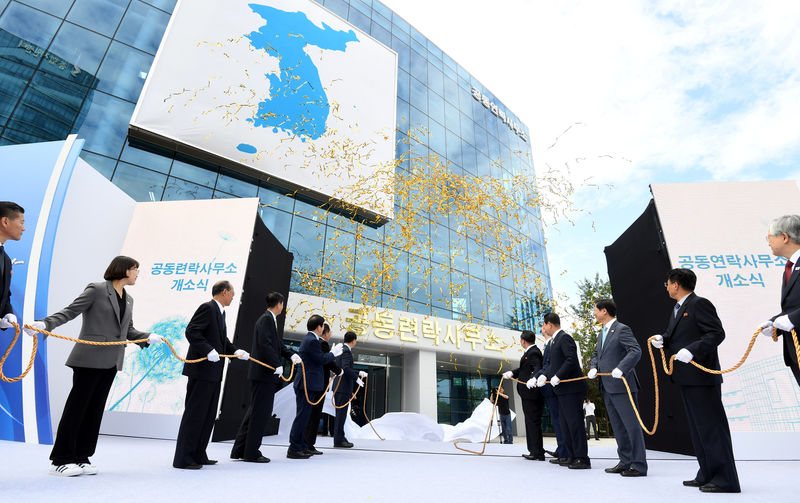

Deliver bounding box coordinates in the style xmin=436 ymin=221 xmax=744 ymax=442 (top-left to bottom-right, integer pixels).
xmin=673 ymin=303 xmax=680 ymax=319
xmin=600 ymin=326 xmax=608 ymax=350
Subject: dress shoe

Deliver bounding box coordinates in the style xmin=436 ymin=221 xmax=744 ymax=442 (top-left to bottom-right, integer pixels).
xmin=544 ymin=450 xmax=558 ymax=457
xmin=199 ymin=459 xmax=217 ymax=465
xmin=549 ymin=458 xmax=563 ymax=464
xmin=242 ymin=456 xmax=270 ymax=463
xmin=334 ymin=441 xmax=354 ymax=448
xmin=522 ymin=453 xmax=545 ymax=461
xmin=682 ymin=479 xmax=702 ymax=487
xmin=230 ymin=453 xmax=243 ymax=460
xmin=286 ymin=449 xmax=311 ymax=459
xmin=620 ymin=468 xmax=646 ymax=477
xmin=568 ymin=459 xmax=591 ymax=470
xmin=173 ymin=463 xmax=202 ymax=470
xmin=557 ymin=458 xmax=573 ymax=466
xmin=304 ymin=448 xmax=323 ymax=456
xmin=604 ymin=463 xmax=628 ymax=474
xmin=699 ymin=483 xmax=740 ymax=493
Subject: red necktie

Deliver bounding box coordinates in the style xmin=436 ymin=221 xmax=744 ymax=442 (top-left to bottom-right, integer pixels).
xmin=785 ymin=260 xmax=794 ymax=284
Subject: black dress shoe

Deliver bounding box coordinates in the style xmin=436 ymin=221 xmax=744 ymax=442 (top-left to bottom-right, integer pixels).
xmin=230 ymin=453 xmax=242 ymax=460
xmin=682 ymin=479 xmax=702 ymax=487
xmin=699 ymin=483 xmax=739 ymax=493
xmin=568 ymin=459 xmax=591 ymax=469
xmin=558 ymin=458 xmax=573 ymax=466
xmin=286 ymin=449 xmax=311 ymax=459
xmin=199 ymin=459 xmax=217 ymax=465
xmin=605 ymin=463 xmax=628 ymax=474
xmin=242 ymin=456 xmax=270 ymax=463
xmin=174 ymin=463 xmax=202 ymax=470
xmin=304 ymin=448 xmax=323 ymax=456
xmin=549 ymin=458 xmax=563 ymax=464
xmin=620 ymin=468 xmax=646 ymax=477
xmin=544 ymin=450 xmax=558 ymax=457
xmin=334 ymin=441 xmax=354 ymax=448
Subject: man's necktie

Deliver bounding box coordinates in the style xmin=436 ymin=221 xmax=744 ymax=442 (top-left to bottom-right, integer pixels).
xmin=673 ymin=303 xmax=681 ymax=319
xmin=785 ymin=260 xmax=794 ymax=284
xmin=599 ymin=326 xmax=608 ymax=350
xmin=0 ymin=245 xmax=4 ymax=277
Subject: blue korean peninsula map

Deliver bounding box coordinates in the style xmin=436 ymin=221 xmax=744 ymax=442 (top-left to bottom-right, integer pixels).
xmin=236 ymin=3 xmax=359 ymax=154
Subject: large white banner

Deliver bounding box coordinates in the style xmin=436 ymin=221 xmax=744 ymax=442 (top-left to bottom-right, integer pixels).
xmin=105 ymin=198 xmax=257 ymax=415
xmin=652 ymin=181 xmax=800 ymax=432
xmin=130 ymin=0 xmax=397 ymax=220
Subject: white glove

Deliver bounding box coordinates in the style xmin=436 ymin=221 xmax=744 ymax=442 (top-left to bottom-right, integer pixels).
xmin=358 ymin=370 xmax=368 ymax=378
xmin=675 ymin=348 xmax=693 ymax=363
xmin=536 ymin=374 xmax=547 ymax=387
xmin=651 ymin=334 xmax=664 ymax=349
xmin=207 ymin=349 xmax=220 ymax=362
xmin=356 ymin=378 xmax=364 ymax=387
xmin=587 ymin=368 xmax=598 ymax=379
xmin=550 ymin=375 xmax=560 ymax=386
xmin=611 ymin=368 xmax=623 ymax=379
xmin=274 ymin=365 xmax=283 ymax=375
xmin=759 ymin=320 xmax=774 ymax=335
xmin=526 ymin=377 xmax=537 ymax=389
xmin=234 ymin=349 xmax=249 ymax=360
xmin=148 ymin=333 xmax=163 ymax=344
xmin=291 ymin=353 xmax=302 ymax=365
xmin=502 ymin=370 xmax=513 ymax=379
xmin=0 ymin=313 xmax=17 ymax=329
xmin=24 ymin=320 xmax=46 ymax=337
xmin=774 ymin=315 xmax=794 ymax=332
xmin=337 ymin=369 xmax=344 ymax=376
xmin=330 ymin=343 xmax=343 ymax=357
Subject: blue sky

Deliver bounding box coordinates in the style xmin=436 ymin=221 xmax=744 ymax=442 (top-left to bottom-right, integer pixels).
xmin=381 ymin=0 xmax=800 ymax=309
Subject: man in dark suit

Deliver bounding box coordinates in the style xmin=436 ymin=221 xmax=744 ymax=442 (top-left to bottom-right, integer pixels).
xmin=503 ymin=330 xmax=545 ymax=460
xmin=536 ymin=312 xmax=590 ymax=469
xmin=0 ymin=202 xmax=25 ymax=332
xmin=651 ymin=268 xmax=740 ymax=493
xmin=287 ymin=314 xmax=341 ymax=459
xmin=762 ymin=215 xmax=800 ymax=388
xmin=333 ymin=331 xmax=365 ymax=448
xmin=230 ymin=292 xmax=299 ymax=463
xmin=173 ymin=280 xmax=250 ymax=469
xmin=537 ymin=328 xmax=567 ymax=461
xmin=588 ymin=298 xmax=647 ymax=477
xmin=303 ymin=322 xmax=342 ymax=454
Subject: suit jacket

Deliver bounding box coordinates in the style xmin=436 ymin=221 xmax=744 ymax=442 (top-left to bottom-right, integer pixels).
xmin=511 ymin=345 xmax=543 ymax=400
xmin=663 ymin=292 xmax=724 ymax=386
xmin=775 ymin=260 xmax=800 ymax=368
xmin=41 ymin=281 xmax=150 ymax=370
xmin=248 ymin=310 xmax=295 ymax=382
xmin=536 ymin=339 xmax=555 ymax=398
xmin=293 ymin=332 xmax=335 ymax=392
xmin=333 ymin=345 xmax=358 ymax=396
xmin=543 ymin=330 xmax=588 ymax=396
xmin=182 ymin=300 xmax=236 ymax=382
xmin=1 ymin=248 xmax=13 ymax=318
xmin=590 ymin=320 xmax=641 ymax=394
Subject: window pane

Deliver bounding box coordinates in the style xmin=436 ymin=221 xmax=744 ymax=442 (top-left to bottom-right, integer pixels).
xmin=95 ymin=41 xmax=153 ymax=102
xmin=161 ymin=176 xmax=213 ymax=201
xmin=139 ymin=0 xmax=176 ymax=12
xmin=48 ymin=22 xmax=111 ymax=76
xmin=74 ymin=90 xmax=135 ymax=157
xmin=288 ymin=216 xmax=325 ymax=274
xmin=258 ymin=205 xmax=291 ymax=249
xmin=16 ymin=0 xmax=71 ymax=17
xmin=0 ymin=2 xmax=61 ymax=49
xmin=215 ymin=168 xmax=258 ymax=197
xmin=111 ymin=162 xmax=167 ymax=201
xmin=67 ymin=0 xmax=127 ymax=37
xmin=115 ymin=0 xmax=170 ymax=55
xmin=170 ymin=157 xmax=218 ymax=187
xmin=119 ymin=139 xmax=172 ymax=172
xmin=79 ymin=151 xmax=116 ymax=179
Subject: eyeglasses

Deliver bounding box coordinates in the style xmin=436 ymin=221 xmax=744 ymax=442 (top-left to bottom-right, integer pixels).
xmin=663 ymin=282 xmax=669 ymax=288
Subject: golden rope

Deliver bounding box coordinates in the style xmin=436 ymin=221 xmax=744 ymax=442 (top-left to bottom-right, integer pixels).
xmin=453 ymin=380 xmax=505 ymax=455
xmin=361 ymin=374 xmax=384 ymax=441
xmin=330 ymin=372 xmax=361 ymax=409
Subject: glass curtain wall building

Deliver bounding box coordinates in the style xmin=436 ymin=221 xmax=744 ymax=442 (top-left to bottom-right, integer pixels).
xmin=0 ymin=0 xmax=552 ymax=428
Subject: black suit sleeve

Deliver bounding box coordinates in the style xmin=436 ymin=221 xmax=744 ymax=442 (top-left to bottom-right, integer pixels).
xmin=341 ymin=350 xmax=358 ymax=381
xmin=185 ymin=303 xmax=215 ymax=355
xmin=684 ymin=297 xmax=725 ymax=360
xmin=253 ymin=315 xmax=280 ymax=367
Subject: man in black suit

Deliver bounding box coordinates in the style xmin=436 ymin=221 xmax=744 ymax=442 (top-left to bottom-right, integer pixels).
xmin=0 ymin=202 xmax=25 ymax=332
xmin=287 ymin=315 xmax=341 ymax=459
xmin=173 ymin=281 xmax=250 ymax=469
xmin=503 ymin=330 xmax=545 ymax=460
xmin=303 ymin=323 xmax=342 ymax=455
xmin=536 ymin=313 xmax=590 ymax=469
xmin=333 ymin=331 xmax=365 ymax=448
xmin=230 ymin=292 xmax=299 ymax=463
xmin=588 ymin=298 xmax=647 ymax=477
xmin=651 ymin=268 xmax=740 ymax=493
xmin=538 ymin=328 xmax=567 ymax=461
xmin=762 ymin=215 xmax=800 ymax=388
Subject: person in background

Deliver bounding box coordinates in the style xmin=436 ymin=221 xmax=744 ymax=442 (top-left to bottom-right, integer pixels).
xmin=583 ymin=399 xmax=599 ymax=441
xmin=0 ymin=201 xmax=25 ymax=332
xmin=490 ymin=385 xmax=513 ymax=444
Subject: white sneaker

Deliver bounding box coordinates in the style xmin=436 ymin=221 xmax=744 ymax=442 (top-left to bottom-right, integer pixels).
xmin=77 ymin=462 xmax=98 ymax=475
xmin=50 ymin=463 xmax=83 ymax=477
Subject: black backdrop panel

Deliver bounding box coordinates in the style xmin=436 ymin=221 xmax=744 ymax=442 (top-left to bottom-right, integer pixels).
xmin=604 ymin=199 xmax=694 ymax=456
xmin=213 ymin=214 xmax=293 ymax=441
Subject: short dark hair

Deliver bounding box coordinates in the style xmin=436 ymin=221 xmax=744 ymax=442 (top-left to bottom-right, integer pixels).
xmin=520 ymin=330 xmax=536 ymax=343
xmin=103 ymin=255 xmax=139 ymax=281
xmin=265 ymin=291 xmax=285 ymax=309
xmin=344 ymin=331 xmax=357 ymax=343
xmin=307 ymin=314 xmax=325 ymax=332
xmin=212 ymin=280 xmax=233 ymax=296
xmin=543 ymin=312 xmax=560 ymax=327
xmin=322 ymin=322 xmax=331 ymax=335
xmin=667 ymin=268 xmax=696 ymax=291
xmin=0 ymin=201 xmax=24 ymax=220
xmin=595 ymin=298 xmax=617 ymax=317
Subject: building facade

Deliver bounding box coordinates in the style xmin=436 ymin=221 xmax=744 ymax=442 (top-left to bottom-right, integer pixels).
xmin=0 ymin=0 xmax=551 ymax=429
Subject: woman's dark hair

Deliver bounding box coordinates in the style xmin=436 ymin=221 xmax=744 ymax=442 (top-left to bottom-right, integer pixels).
xmin=103 ymin=255 xmax=139 ymax=281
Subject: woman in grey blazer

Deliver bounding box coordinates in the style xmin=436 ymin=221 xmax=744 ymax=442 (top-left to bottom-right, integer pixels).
xmin=26 ymin=256 xmax=162 ymax=477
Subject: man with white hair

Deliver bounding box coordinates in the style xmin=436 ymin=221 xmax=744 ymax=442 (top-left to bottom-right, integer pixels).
xmin=761 ymin=214 xmax=800 ymax=388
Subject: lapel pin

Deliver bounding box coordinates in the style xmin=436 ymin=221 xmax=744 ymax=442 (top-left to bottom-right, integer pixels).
xmin=683 ymin=312 xmax=688 ymax=317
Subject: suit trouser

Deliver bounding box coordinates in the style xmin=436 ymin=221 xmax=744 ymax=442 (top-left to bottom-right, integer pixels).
xmin=50 ymin=366 xmax=117 ymax=465
xmin=231 ymin=376 xmax=278 ymax=460
xmin=290 ymin=388 xmax=321 ymax=452
xmin=680 ymin=384 xmax=740 ymax=491
xmin=784 ymin=334 xmax=800 ymax=387
xmin=173 ymin=378 xmax=221 ymax=467
xmin=557 ymin=391 xmax=588 ymax=461
xmin=544 ymin=390 xmax=566 ymax=458
xmin=304 ymin=390 xmax=327 ymax=448
xmin=585 ymin=415 xmax=598 ymax=440
xmin=604 ymin=391 xmax=647 ymax=473
xmin=333 ymin=393 xmax=350 ymax=444
xmin=521 ymin=397 xmax=544 ymax=456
